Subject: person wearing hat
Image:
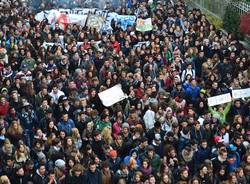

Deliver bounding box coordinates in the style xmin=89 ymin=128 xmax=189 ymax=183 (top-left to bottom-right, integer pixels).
xmin=108 ymin=149 xmax=121 ymax=172
xmin=15 ymin=63 xmax=33 ymax=81
xmin=227 ymin=144 xmax=241 ymax=172
xmin=209 ymin=100 xmax=232 ymax=124
xmin=152 ymin=133 xmax=164 ymax=157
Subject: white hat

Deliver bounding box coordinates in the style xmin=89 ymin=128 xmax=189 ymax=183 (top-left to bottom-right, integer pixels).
xmin=55 ymin=159 xmax=65 ymax=168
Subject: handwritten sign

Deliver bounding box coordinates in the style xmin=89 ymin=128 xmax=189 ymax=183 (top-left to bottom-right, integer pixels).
xmin=232 ymin=88 xmax=250 ymax=99
xmin=136 ymin=18 xmax=153 ymax=32
xmin=207 ymin=93 xmax=231 ymax=107
xmin=98 ymin=84 xmax=127 ymax=107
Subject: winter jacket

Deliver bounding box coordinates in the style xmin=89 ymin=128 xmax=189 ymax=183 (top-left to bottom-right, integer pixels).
xmin=209 ymin=102 xmax=231 ymax=124
xmin=228 ymin=152 xmax=241 ymax=172
xmin=57 ymin=119 xmax=75 ymax=135
xmin=96 ymin=120 xmax=111 ymax=132
xmin=143 ymin=109 xmax=155 ymax=131
xmin=124 ymin=149 xmax=141 ymax=166
xmin=195 ymin=146 xmax=211 ymax=167
xmin=32 ymin=170 xmax=47 ymax=184
xmin=141 ymin=152 xmax=161 ymax=174
xmin=84 ymin=169 xmax=102 ymax=184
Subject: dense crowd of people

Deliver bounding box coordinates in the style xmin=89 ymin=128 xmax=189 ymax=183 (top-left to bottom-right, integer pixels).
xmin=0 ymin=0 xmax=250 ymax=183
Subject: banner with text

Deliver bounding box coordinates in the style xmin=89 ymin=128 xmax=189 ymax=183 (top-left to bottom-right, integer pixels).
xmin=232 ymin=88 xmax=250 ymax=99
xmin=207 ymin=93 xmax=232 ymax=107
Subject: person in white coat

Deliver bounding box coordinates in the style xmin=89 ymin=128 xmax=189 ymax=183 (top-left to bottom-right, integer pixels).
xmin=143 ymin=104 xmax=156 ymax=131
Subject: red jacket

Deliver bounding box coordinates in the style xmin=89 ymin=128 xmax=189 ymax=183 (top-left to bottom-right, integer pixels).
xmin=0 ymin=101 xmax=10 ymax=116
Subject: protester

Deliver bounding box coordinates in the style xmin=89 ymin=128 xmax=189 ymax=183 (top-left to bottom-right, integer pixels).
xmin=0 ymin=0 xmax=249 ymax=183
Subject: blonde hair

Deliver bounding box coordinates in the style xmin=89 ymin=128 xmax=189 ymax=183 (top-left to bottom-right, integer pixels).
xmin=0 ymin=175 xmax=10 ymax=184
xmin=7 ymin=120 xmax=23 ymax=135
xmin=71 ymin=128 xmax=81 ymax=139
xmin=101 ymin=127 xmax=113 ymax=145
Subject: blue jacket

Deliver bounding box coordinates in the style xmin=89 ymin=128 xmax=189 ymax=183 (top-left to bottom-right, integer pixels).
xmin=84 ymin=169 xmax=102 ymax=184
xmin=195 ymin=146 xmax=211 ymax=166
xmin=228 ymin=152 xmax=241 ymax=172
xmin=124 ymin=149 xmax=141 ymax=166
xmin=57 ymin=119 xmax=75 ymax=135
xmin=185 ymin=84 xmax=200 ymax=103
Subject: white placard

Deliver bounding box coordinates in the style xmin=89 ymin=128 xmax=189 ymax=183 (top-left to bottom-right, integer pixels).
xmin=207 ymin=93 xmax=232 ymax=107
xmin=232 ymin=88 xmax=250 ymax=99
xmin=98 ymin=84 xmax=127 ymax=107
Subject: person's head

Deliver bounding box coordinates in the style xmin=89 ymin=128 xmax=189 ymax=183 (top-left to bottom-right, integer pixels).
xmin=109 ymin=149 xmax=117 ymax=160
xmin=62 ymin=113 xmax=69 ymax=122
xmin=6 ymin=156 xmax=14 ymax=167
xmin=180 ymin=167 xmax=189 ymax=179
xmin=38 ymin=164 xmax=46 ymax=176
xmin=219 ymin=148 xmax=227 ymax=161
xmin=72 ymin=164 xmax=84 ymax=177
xmin=0 ymin=175 xmax=10 ymax=184
xmin=200 ymin=139 xmax=208 ymax=149
xmin=134 ymin=171 xmax=143 ymax=182
xmin=89 ymin=161 xmax=96 ymax=173
xmin=199 ymin=164 xmax=208 ymax=175
xmin=147 ymin=145 xmax=155 ymax=157
xmin=149 ymin=174 xmax=156 ymax=184
xmin=190 ymin=177 xmax=201 ymax=184
xmin=15 ymin=165 xmax=24 ymax=176
xmin=229 ymin=172 xmax=237 ymax=184
xmin=142 ymin=158 xmax=150 ymax=169
xmin=236 ymin=167 xmax=244 ymax=178
xmin=48 ymin=170 xmax=56 ymax=182
xmin=93 ymin=130 xmax=102 ymax=141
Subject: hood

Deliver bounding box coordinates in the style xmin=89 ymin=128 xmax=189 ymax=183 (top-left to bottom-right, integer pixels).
xmin=129 ymin=148 xmax=138 ymax=156
xmin=181 ymin=149 xmax=194 ymax=162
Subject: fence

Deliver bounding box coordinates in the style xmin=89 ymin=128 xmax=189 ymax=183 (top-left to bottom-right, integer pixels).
xmin=187 ymin=0 xmax=250 ymax=19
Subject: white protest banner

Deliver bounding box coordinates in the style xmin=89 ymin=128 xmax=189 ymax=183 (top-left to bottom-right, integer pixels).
xmin=98 ymin=84 xmax=127 ymax=107
xmin=38 ymin=9 xmax=88 ymax=29
xmin=35 ymin=11 xmax=45 ymax=21
xmin=207 ymin=93 xmax=232 ymax=107
xmin=232 ymin=88 xmax=250 ymax=99
xmin=133 ymin=41 xmax=150 ymax=49
xmin=136 ymin=18 xmax=153 ymax=32
xmin=42 ymin=42 xmax=56 ymax=49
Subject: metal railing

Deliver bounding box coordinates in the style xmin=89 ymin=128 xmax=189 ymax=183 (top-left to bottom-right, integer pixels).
xmin=187 ymin=0 xmax=250 ymax=19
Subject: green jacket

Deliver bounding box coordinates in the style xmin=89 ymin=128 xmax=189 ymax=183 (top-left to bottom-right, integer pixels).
xmin=96 ymin=120 xmax=111 ymax=132
xmin=209 ymin=102 xmax=232 ymax=124
xmin=141 ymin=152 xmax=161 ymax=174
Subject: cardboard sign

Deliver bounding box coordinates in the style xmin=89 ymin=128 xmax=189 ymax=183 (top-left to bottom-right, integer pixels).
xmin=98 ymin=84 xmax=127 ymax=107
xmin=232 ymin=88 xmax=250 ymax=99
xmin=207 ymin=93 xmax=231 ymax=107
